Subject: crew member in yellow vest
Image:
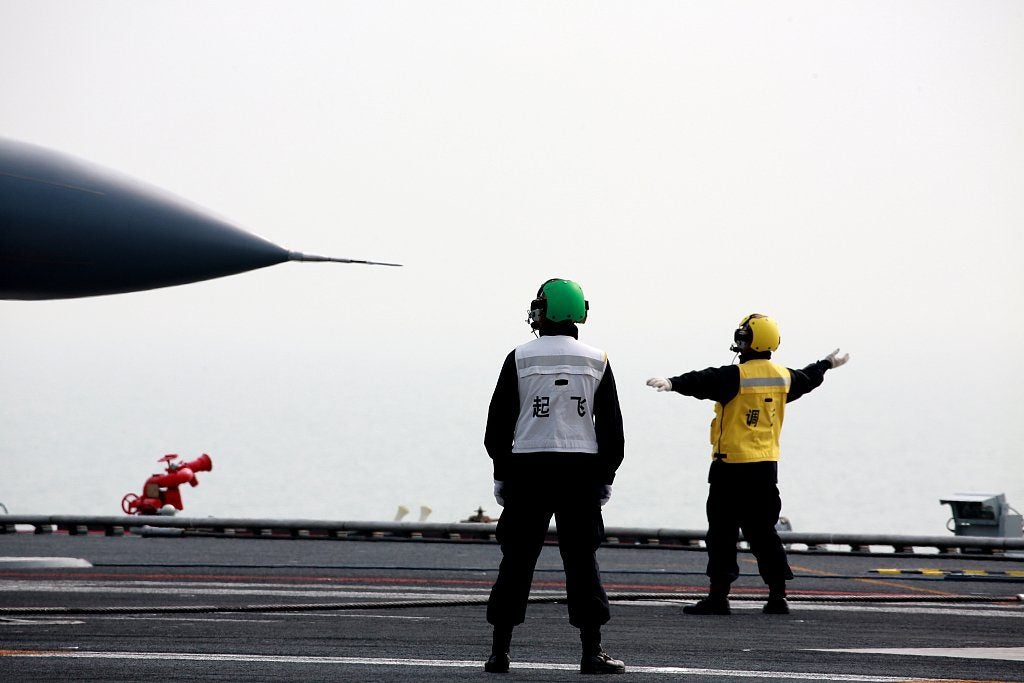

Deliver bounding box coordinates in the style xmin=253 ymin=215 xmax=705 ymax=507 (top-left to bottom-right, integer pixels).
xmin=484 ymin=279 xmax=626 ymax=675
xmin=646 ymin=314 xmax=849 ymax=615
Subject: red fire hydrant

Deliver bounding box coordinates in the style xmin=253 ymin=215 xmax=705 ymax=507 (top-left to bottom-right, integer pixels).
xmin=121 ymin=453 xmax=213 ymax=515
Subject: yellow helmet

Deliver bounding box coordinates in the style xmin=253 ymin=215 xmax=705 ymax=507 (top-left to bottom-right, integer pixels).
xmin=730 ymin=313 xmax=781 ymax=353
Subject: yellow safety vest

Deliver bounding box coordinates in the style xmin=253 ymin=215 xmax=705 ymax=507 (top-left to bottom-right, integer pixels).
xmin=710 ymin=360 xmax=791 ymax=463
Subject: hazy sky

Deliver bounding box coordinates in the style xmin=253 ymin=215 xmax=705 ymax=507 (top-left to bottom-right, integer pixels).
xmin=2 ymin=1 xmax=1022 ymax=534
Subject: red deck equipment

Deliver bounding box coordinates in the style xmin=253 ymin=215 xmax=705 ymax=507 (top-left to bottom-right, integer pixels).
xmin=121 ymin=453 xmax=213 ymax=515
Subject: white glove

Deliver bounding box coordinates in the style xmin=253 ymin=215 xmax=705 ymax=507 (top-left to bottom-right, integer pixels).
xmin=599 ymin=485 xmax=612 ymax=507
xmin=493 ymin=480 xmax=506 ymax=507
xmin=646 ymin=377 xmax=673 ymax=392
xmin=826 ymin=348 xmax=850 ymax=369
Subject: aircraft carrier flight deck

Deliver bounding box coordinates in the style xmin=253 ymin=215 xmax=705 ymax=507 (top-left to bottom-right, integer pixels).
xmin=1 ymin=520 xmax=1022 ymax=682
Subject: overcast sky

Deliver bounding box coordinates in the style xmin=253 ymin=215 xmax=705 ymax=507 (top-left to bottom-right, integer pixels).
xmin=1 ymin=1 xmax=1021 ymax=533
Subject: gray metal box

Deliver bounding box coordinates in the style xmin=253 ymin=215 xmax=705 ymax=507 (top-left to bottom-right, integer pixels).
xmin=940 ymin=493 xmax=1023 ymax=538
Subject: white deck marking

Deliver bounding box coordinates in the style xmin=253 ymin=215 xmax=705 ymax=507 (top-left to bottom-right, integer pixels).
xmin=94 ymin=613 xmax=431 ymax=622
xmin=616 ymin=600 xmax=1024 ymax=619
xmin=0 ymin=650 xmax=993 ymax=681
xmin=813 ymin=646 xmax=1024 ymax=662
xmin=0 ymin=618 xmax=85 ymax=625
xmin=3 ymin=581 xmax=1018 ymax=617
xmin=0 ymin=578 xmax=491 ymax=601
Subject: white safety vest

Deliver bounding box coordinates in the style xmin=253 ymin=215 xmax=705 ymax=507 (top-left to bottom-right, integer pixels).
xmin=511 ymin=335 xmax=607 ymax=454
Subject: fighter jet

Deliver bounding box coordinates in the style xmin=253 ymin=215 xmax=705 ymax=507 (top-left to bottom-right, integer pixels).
xmin=0 ymin=137 xmax=399 ymax=300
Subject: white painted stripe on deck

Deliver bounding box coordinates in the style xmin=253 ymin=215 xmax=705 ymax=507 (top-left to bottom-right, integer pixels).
xmin=0 ymin=618 xmax=85 ymax=625
xmin=0 ymin=579 xmax=492 ymax=601
xmin=0 ymin=557 xmax=92 ymax=569
xmin=813 ymin=646 xmax=1024 ymax=662
xmin=617 ymin=600 xmax=1024 ymax=619
xmin=0 ymin=650 xmax=982 ymax=681
xmin=3 ymin=581 xmax=1018 ymax=618
xmin=94 ymin=613 xmax=431 ymax=623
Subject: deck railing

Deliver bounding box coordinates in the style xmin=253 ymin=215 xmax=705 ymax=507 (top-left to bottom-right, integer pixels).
xmin=2 ymin=514 xmax=1023 ymax=555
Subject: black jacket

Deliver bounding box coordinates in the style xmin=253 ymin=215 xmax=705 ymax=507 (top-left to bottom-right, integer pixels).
xmin=667 ymin=356 xmax=832 ymax=484
xmin=667 ymin=358 xmax=831 ymax=405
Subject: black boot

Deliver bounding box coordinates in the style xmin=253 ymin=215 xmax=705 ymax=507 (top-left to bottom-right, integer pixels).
xmin=683 ymin=584 xmax=731 ymax=615
xmin=580 ymin=627 xmax=625 ymax=675
xmin=682 ymin=596 xmax=731 ymax=615
xmin=763 ymin=583 xmax=790 ymax=614
xmin=484 ymin=626 xmax=512 ymax=673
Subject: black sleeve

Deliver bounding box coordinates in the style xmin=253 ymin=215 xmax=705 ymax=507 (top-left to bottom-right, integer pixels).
xmin=668 ymin=365 xmax=739 ymax=405
xmin=593 ymin=361 xmax=625 ymax=485
xmin=484 ymin=351 xmax=519 ymax=481
xmin=786 ymin=359 xmax=831 ymax=403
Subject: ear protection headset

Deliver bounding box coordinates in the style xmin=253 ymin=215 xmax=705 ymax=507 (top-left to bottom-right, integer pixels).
xmin=730 ymin=313 xmax=781 ymax=353
xmin=528 ymin=278 xmax=589 ymax=331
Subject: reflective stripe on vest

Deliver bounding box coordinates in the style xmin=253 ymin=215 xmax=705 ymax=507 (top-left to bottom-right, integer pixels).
xmin=710 ymin=360 xmax=790 ymax=463
xmin=512 ymin=335 xmax=606 ymax=454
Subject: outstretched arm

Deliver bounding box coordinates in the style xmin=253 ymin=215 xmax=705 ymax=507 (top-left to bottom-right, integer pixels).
xmin=646 ymin=365 xmax=739 ymax=404
xmin=788 ymin=349 xmax=849 ymax=402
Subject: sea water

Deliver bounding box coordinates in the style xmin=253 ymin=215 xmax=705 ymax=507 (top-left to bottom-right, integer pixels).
xmin=2 ymin=340 xmax=1020 ymax=538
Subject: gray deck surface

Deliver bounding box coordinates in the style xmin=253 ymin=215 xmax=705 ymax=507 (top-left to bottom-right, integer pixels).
xmin=1 ymin=531 xmax=1021 ymax=681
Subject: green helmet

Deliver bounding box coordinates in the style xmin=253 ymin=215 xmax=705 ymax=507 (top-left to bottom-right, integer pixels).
xmin=528 ymin=279 xmax=589 ymax=330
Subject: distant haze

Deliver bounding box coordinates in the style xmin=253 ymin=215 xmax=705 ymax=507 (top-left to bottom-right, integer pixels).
xmin=1 ymin=2 xmax=1021 ymax=535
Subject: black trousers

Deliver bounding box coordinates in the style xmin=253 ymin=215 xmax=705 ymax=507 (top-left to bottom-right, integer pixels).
xmin=705 ymin=474 xmax=794 ymax=588
xmin=486 ymin=483 xmax=610 ymax=629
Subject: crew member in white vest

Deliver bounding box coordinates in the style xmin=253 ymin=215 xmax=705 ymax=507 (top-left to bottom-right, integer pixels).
xmin=646 ymin=314 xmax=849 ymax=615
xmin=484 ymin=278 xmax=625 ymax=675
